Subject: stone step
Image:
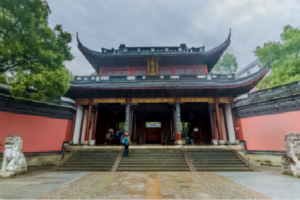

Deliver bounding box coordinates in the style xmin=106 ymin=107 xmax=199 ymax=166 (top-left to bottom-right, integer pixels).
xmin=63 ymin=163 xmax=115 ymax=166
xmin=57 ymin=167 xmax=112 ymax=171
xmin=75 ymin=153 xmax=119 ymax=156
xmin=190 ymin=158 xmax=242 ymax=161
xmin=195 ymin=167 xmax=251 ymax=171
xmin=120 ymin=161 xmax=187 ymax=164
xmin=69 ymin=158 xmax=115 ymax=162
xmin=56 ymin=149 xmax=121 ymax=171
xmin=119 ymin=159 xmax=186 ymax=162
xmin=119 ymin=164 xmax=188 ymax=167
xmin=117 ymin=167 xmax=189 ymax=171
xmin=193 ymin=164 xmax=248 ymax=167
xmin=192 ymin=161 xmax=244 ymax=165
xmin=71 ymin=156 xmax=118 ymax=159
xmin=189 ymin=153 xmax=235 ymax=157
xmin=189 ymin=156 xmax=238 ymax=158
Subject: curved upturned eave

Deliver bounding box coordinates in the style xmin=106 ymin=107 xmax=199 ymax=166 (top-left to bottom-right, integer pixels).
xmin=77 ymin=30 xmax=231 ymax=57
xmin=76 ymin=30 xmax=231 ymax=69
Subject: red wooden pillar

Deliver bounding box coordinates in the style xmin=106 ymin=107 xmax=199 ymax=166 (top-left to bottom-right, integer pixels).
xmin=83 ymin=99 xmax=93 ymax=145
xmin=231 ymin=109 xmax=239 ymax=142
xmin=209 ymin=106 xmax=216 ymax=140
xmin=222 ymin=106 xmax=230 ymax=144
xmin=69 ymin=99 xmax=78 ymax=145
xmin=230 ymin=98 xmax=239 ymax=143
xmin=92 ymin=105 xmax=99 ymax=141
xmin=78 ymin=107 xmax=85 ymax=145
xmin=215 ymin=102 xmax=224 ymax=144
xmin=175 ymin=103 xmax=182 ymax=144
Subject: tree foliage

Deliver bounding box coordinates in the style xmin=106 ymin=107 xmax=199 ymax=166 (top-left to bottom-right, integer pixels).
xmin=90 ymin=71 xmax=98 ymax=76
xmin=255 ymin=25 xmax=300 ymax=89
xmin=0 ymin=0 xmax=74 ymax=101
xmin=212 ymin=52 xmax=238 ymax=73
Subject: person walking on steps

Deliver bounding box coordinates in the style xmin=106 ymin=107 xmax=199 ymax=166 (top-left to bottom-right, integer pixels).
xmin=190 ymin=130 xmax=194 ymax=145
xmin=122 ymin=133 xmax=130 ymax=157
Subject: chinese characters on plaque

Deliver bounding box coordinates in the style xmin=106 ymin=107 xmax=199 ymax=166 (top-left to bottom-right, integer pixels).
xmin=176 ymin=104 xmax=182 ymax=134
xmin=125 ymin=105 xmax=130 ymax=133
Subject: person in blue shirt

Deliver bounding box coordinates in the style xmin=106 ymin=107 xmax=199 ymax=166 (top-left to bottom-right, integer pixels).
xmin=122 ymin=133 xmax=130 ymax=157
xmin=116 ymin=130 xmax=121 ymax=145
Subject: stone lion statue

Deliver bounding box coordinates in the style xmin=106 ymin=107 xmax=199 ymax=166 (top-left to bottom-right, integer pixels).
xmin=1 ymin=135 xmax=27 ymax=173
xmin=281 ymin=132 xmax=300 ymax=177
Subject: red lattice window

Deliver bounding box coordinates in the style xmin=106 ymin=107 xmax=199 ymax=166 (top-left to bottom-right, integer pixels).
xmin=135 ymin=70 xmax=146 ymax=76
xmin=112 ymin=71 xmax=121 ymax=76
xmin=160 ymin=69 xmax=172 ymax=75
xmin=195 ymin=68 xmax=204 ymax=74
xmin=175 ymin=69 xmax=185 ymax=75
xmin=185 ymin=69 xmax=195 ymax=75
xmin=122 ymin=70 xmax=131 ymax=76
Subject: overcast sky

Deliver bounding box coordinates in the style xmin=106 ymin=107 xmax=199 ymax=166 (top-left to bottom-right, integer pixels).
xmin=46 ymin=0 xmax=300 ymax=76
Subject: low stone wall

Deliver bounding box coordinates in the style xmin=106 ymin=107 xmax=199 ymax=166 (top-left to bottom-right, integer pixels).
xmin=237 ymin=150 xmax=283 ymax=167
xmin=0 ymin=152 xmax=62 ymax=167
xmin=24 ymin=153 xmax=63 ymax=167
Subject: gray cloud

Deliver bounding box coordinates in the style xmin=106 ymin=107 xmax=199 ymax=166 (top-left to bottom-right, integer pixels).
xmin=46 ymin=0 xmax=300 ymax=75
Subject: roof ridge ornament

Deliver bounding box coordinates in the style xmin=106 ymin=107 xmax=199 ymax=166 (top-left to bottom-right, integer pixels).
xmin=76 ymin=32 xmax=82 ymax=46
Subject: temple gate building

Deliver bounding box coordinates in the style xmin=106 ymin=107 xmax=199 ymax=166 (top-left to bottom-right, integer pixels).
xmin=65 ymin=30 xmax=270 ymax=146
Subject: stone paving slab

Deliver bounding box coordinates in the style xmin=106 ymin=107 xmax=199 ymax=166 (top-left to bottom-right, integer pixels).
xmin=0 ymin=167 xmax=90 ymax=199
xmin=5 ymin=166 xmax=298 ymax=199
xmin=36 ymin=172 xmax=268 ymax=199
xmin=218 ymin=166 xmax=300 ymax=199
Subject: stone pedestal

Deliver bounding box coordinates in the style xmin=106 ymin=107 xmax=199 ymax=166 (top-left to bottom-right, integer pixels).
xmin=82 ymin=141 xmax=89 ymax=146
xmin=218 ymin=140 xmax=225 ymax=145
xmin=69 ymin=140 xmax=73 ymax=145
xmin=226 ymin=141 xmax=231 ymax=145
xmin=0 ymin=170 xmax=26 ymax=178
xmin=235 ymin=140 xmax=240 ymax=145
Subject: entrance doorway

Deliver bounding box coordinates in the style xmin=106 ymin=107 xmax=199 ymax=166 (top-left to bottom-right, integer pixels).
xmin=145 ymin=111 xmax=161 ymax=144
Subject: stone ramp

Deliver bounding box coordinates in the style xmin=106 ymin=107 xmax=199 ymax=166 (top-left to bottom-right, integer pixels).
xmin=56 ymin=149 xmax=120 ymax=171
xmin=117 ymin=148 xmax=190 ymax=171
xmin=187 ymin=148 xmax=254 ymax=171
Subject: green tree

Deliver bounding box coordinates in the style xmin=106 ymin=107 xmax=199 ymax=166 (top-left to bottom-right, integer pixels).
xmin=255 ymin=25 xmax=300 ymax=89
xmin=212 ymin=52 xmax=238 ymax=73
xmin=0 ymin=0 xmax=73 ymax=101
xmin=90 ymin=71 xmax=98 ymax=76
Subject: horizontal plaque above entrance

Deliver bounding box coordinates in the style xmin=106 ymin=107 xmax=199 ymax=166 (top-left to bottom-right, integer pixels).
xmin=77 ymin=97 xmax=231 ymax=105
xmin=131 ymin=98 xmax=175 ymax=104
xmin=180 ymin=97 xmax=214 ymax=103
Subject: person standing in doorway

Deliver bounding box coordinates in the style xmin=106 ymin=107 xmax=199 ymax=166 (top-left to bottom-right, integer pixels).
xmin=122 ymin=133 xmax=130 ymax=157
xmin=106 ymin=132 xmax=110 ymax=146
xmin=116 ymin=130 xmax=121 ymax=145
xmin=190 ymin=130 xmax=194 ymax=145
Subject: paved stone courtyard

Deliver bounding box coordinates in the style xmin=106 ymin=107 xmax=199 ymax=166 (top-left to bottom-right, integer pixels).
xmin=0 ymin=166 xmax=299 ymax=199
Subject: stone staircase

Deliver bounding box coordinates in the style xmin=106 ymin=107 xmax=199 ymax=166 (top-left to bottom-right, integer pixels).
xmin=117 ymin=148 xmax=189 ymax=171
xmin=56 ymin=149 xmax=120 ymax=171
xmin=187 ymin=149 xmax=253 ymax=171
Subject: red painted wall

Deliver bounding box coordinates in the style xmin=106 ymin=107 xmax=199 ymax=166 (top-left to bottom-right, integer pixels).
xmin=236 ymin=110 xmax=300 ymax=151
xmin=0 ymin=111 xmax=72 ymax=153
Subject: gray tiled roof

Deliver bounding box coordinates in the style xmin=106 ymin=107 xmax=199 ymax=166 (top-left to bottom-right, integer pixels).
xmin=235 ymin=60 xmax=262 ymax=77
xmin=77 ymin=30 xmax=231 ymax=57
xmin=70 ymin=59 xmax=270 ymax=90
